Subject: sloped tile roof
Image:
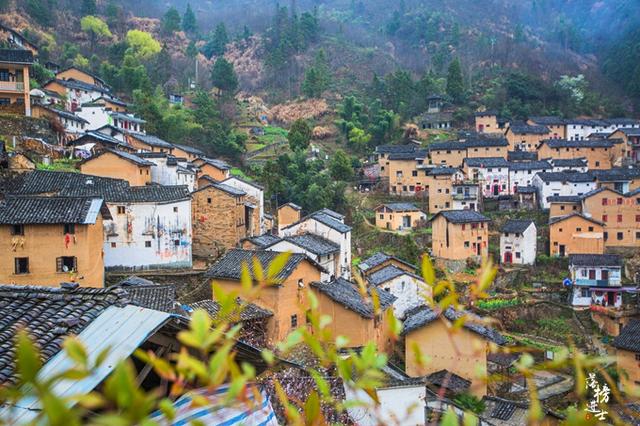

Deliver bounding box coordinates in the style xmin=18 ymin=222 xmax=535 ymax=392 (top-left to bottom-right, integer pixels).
xmin=515 ymin=185 xmax=536 ymax=194
xmin=463 ymin=157 xmax=510 ymax=168
xmin=358 ymin=252 xmax=416 ymax=273
xmin=367 ymin=265 xmax=422 ymax=286
xmin=189 ymin=299 xmax=273 ymax=322
xmin=0 ymin=284 xmax=130 ymax=384
xmin=282 ymin=234 xmax=340 ymax=256
xmin=529 ymin=116 xmax=566 ymax=126
xmin=310 ymin=278 xmax=395 ymax=319
xmin=0 ymin=196 xmax=109 ymax=224
xmin=117 ymin=278 xmax=177 ymax=313
xmin=546 ymin=195 xmax=582 ymax=203
xmin=508 ymin=151 xmax=538 ymax=161
xmin=550 ymin=158 xmax=588 ymax=167
xmin=535 ymin=171 xmax=595 ymax=183
xmin=388 ymin=149 xmax=428 ymax=160
xmin=431 ymin=209 xmax=490 ymax=224
xmin=129 ymin=133 xmax=173 ymax=149
xmin=172 ymin=143 xmax=205 ymax=156
xmin=508 ymin=160 xmax=551 ymax=171
xmin=0 ymin=48 xmax=34 ymax=64
xmin=501 ymin=219 xmax=534 ymax=234
xmin=611 ymin=319 xmax=640 ymax=352
xmin=427 ymin=167 xmax=460 ymax=176
xmin=244 ymin=234 xmax=281 ymax=248
xmin=204 ymin=249 xmax=311 ymax=281
xmin=568 ymin=254 xmax=622 ymax=267
xmin=199 ymin=157 xmax=231 ymax=170
xmin=592 ymin=167 xmax=640 ymax=182
xmin=375 ymin=145 xmax=419 ymax=154
xmin=509 ymin=124 xmax=550 ymax=135
xmin=83 ymin=149 xmax=154 ymax=167
xmin=426 ymin=369 xmax=472 ymax=393
xmin=402 ymin=305 xmax=506 ymax=345
xmin=196 ymin=177 xmax=246 ymax=197
xmin=549 ymin=212 xmax=604 ymax=226
xmin=542 ymin=139 xmax=614 ymax=148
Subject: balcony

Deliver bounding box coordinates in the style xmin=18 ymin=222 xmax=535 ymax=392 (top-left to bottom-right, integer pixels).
xmin=0 ymin=81 xmax=24 ymax=92
xmin=575 ymin=278 xmax=620 ymax=287
xmin=452 ymin=193 xmax=477 ymax=201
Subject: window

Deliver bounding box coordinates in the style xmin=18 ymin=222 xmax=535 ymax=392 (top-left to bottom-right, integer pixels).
xmin=636 ymin=354 xmax=640 ymax=361
xmin=602 ymin=215 xmax=608 ymax=222
xmin=11 ymin=224 xmax=24 ymax=236
xmin=576 ymin=227 xmax=582 ymax=232
xmin=559 ymin=228 xmax=563 ymax=232
xmin=145 ymin=241 xmax=151 ymax=248
xmin=174 ymin=239 xmax=180 ymax=246
xmin=412 ymin=170 xmax=417 ymax=177
xmin=560 ymin=206 xmax=565 ymax=211
xmin=617 ymin=198 xmax=623 ymax=205
xmin=464 ymin=241 xmax=470 ymax=248
xmin=515 ymin=252 xmax=521 ymax=258
xmin=111 ymin=242 xmax=117 ymax=248
xmin=173 ymin=207 xmax=178 ymax=213
xmin=636 ymin=215 xmax=640 ymax=223
xmin=207 ymin=197 xmax=212 ymax=204
xmin=617 ymin=232 xmax=624 ymax=241
xmin=117 ymin=206 xmax=125 ymax=214
xmin=637 ymin=231 xmax=640 ymax=239
xmin=595 ymin=161 xmax=600 ymax=167
xmin=617 ymin=214 xmax=623 ymax=223
xmin=461 ymin=224 xmax=465 ymax=230
xmin=14 ymin=257 xmax=29 ymax=274
xmin=602 ymin=198 xmax=608 ymax=206
xmin=56 ymin=256 xmax=77 ymax=272
xmin=290 ymin=314 xmax=298 ymax=328
xmin=604 ymin=232 xmax=608 ymax=240
xmin=379 ymin=214 xmax=384 ymax=219
xmin=63 ymin=224 xmax=75 ymax=234
xmin=588 ymin=226 xmax=594 ymax=232
xmin=581 ymin=288 xmax=590 ymax=298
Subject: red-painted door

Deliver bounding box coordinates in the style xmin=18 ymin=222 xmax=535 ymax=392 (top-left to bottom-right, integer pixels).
xmin=504 ymin=252 xmax=513 ymax=264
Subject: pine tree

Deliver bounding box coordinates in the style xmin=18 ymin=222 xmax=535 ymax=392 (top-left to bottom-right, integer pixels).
xmin=81 ymin=0 xmax=96 ymax=15
xmin=182 ymin=3 xmax=198 ymax=34
xmin=210 ymin=58 xmax=238 ymax=94
xmin=446 ymin=57 xmax=465 ymax=103
xmin=26 ymin=0 xmax=52 ymax=27
xmin=161 ymin=7 xmax=181 ymax=35
xmin=287 ymin=119 xmax=312 ymax=151
xmin=203 ymin=23 xmax=229 ymax=58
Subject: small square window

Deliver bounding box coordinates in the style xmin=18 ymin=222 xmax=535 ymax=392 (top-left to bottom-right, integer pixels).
xmin=588 ymin=226 xmax=594 ymax=232
xmin=379 ymin=214 xmax=384 ymax=219
xmin=173 ymin=207 xmax=178 ymax=213
xmin=617 ymin=232 xmax=624 ymax=241
xmin=63 ymin=224 xmax=75 ymax=234
xmin=290 ymin=314 xmax=298 ymax=328
xmin=464 ymin=241 xmax=470 ymax=248
xmin=207 ymin=198 xmax=212 ymax=204
xmin=11 ymin=224 xmax=24 ymax=236
xmin=14 ymin=257 xmax=29 ymax=274
xmin=117 ymin=206 xmax=126 ymax=214
xmin=145 ymin=241 xmax=152 ymax=248
xmin=111 ymin=242 xmax=117 ymax=248
xmin=174 ymin=240 xmax=180 ymax=246
xmin=56 ymin=256 xmax=77 ymax=272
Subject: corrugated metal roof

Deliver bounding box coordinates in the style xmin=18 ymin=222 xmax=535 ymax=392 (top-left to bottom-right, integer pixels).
xmin=3 ymin=305 xmax=172 ymax=423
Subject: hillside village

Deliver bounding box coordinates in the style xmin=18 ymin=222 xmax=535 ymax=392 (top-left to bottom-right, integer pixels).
xmin=1 ymin=11 xmax=640 ymax=425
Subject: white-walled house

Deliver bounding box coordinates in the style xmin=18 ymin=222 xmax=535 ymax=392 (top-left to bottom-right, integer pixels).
xmin=264 ymin=233 xmax=340 ymax=281
xmin=463 ymin=157 xmax=510 ymax=198
xmin=508 ymin=161 xmax=552 ymax=193
xmin=139 ymin=153 xmax=197 ymax=192
xmin=102 ymin=185 xmax=192 ymax=271
xmin=569 ymin=254 xmax=622 ymax=308
xmin=280 ymin=209 xmax=352 ymax=279
xmin=76 ymin=105 xmax=145 ymax=133
xmin=532 ymin=172 xmax=597 ymax=209
xmin=222 ymin=176 xmax=266 ymax=235
xmin=549 ymin=158 xmax=588 ymax=173
xmin=500 ymin=219 xmax=536 ymax=265
xmin=366 ymin=265 xmax=427 ymax=318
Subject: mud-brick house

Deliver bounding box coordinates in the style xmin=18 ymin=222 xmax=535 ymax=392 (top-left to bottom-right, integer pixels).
xmin=264 ymin=233 xmax=340 ymax=281
xmin=537 ymin=139 xmax=614 ymax=170
xmin=387 ymin=149 xmax=429 ymax=195
xmin=0 ymin=196 xmax=110 ymax=287
xmin=43 ymin=78 xmax=111 ymax=112
xmin=280 ymin=209 xmax=352 ymax=279
xmin=56 ymin=67 xmax=111 ymax=90
xmin=222 ymin=176 xmax=265 ymax=236
xmin=310 ymin=277 xmax=396 ymax=351
xmin=609 ymin=127 xmax=640 ymax=164
xmin=374 ymin=203 xmax=426 ymax=232
xmin=191 ymin=179 xmax=249 ymax=258
xmin=78 ymin=149 xmax=154 ymax=186
xmin=374 ymin=144 xmax=421 ymax=179
xmin=138 ymin=153 xmax=197 ymax=192
xmin=402 ymin=306 xmax=507 ymax=397
xmin=277 ymin=202 xmax=301 ymax=232
xmin=424 ymin=168 xmax=464 ymax=213
xmin=204 ymin=249 xmax=326 ymax=344
xmin=580 ymin=187 xmax=640 ymax=248
xmin=171 ymin=143 xmax=205 ymax=162
xmin=505 ymin=124 xmax=550 ymax=151
xmin=612 ymin=320 xmax=640 ymax=395
xmin=0 ymin=49 xmax=33 ymax=116
xmin=11 ymin=171 xmax=192 ymax=272
xmin=430 ymin=210 xmax=490 ymax=261
xmin=126 ymin=133 xmax=174 ymax=154
xmin=193 ymin=157 xmax=231 ymax=182
xmin=548 ymin=213 xmax=604 ymax=257
xmin=474 ymin=111 xmax=499 ymax=134
xmin=68 ymin=131 xmax=136 ymax=156
xmin=527 ymin=117 xmax=566 ymax=139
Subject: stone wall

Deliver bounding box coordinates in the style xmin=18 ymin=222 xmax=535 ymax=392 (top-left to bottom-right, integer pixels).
xmin=0 ymin=114 xmax=57 ymax=144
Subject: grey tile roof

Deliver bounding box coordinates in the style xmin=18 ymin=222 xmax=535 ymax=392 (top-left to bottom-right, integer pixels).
xmin=615 ymin=127 xmax=640 ymax=137
xmin=110 ymin=112 xmax=145 ymax=123
xmin=121 ymin=284 xmax=176 ymax=312
xmin=129 ymin=133 xmax=173 ymax=149
xmin=508 ymin=151 xmax=538 ymax=161
xmin=307 ymin=211 xmax=351 ymax=233
xmin=592 ymin=167 xmax=640 ymax=182
xmin=487 ymin=352 xmax=521 ymax=367
xmin=388 ymin=149 xmax=428 ymax=160
xmin=546 ymin=195 xmax=582 ymax=203
xmin=316 ymin=208 xmax=344 ymax=220
xmin=535 ymin=171 xmax=595 ymax=183
xmin=473 ymin=110 xmax=498 ymax=117
xmin=48 ymin=78 xmax=110 ymax=94
xmin=515 ymin=185 xmax=536 ymax=194
xmin=45 ymin=107 xmax=89 ymax=124
xmin=85 ymin=149 xmax=154 ymax=167
xmin=0 ymin=48 xmax=34 ymax=64
xmin=611 ymin=319 xmax=640 ymax=353
xmin=222 ymin=176 xmax=264 ymax=190
xmin=529 ymin=116 xmax=566 ymax=125
xmin=377 ymin=202 xmax=421 ymax=212
xmin=463 ymin=157 xmax=510 ymax=168
xmin=501 ymin=219 xmax=534 ymax=234
xmin=71 ymin=131 xmax=130 ymax=149
xmin=568 ymin=254 xmax=622 ymax=267
xmin=12 ymin=171 xmax=190 ymax=203
xmin=172 ymin=143 xmax=205 ymax=156
xmin=0 ymin=284 xmax=131 ymax=384
xmin=282 ymin=234 xmax=340 ymax=256
xmin=430 ymin=138 xmax=508 ymax=151
xmin=0 ymin=196 xmax=109 ymax=224
xmin=431 ymin=209 xmax=491 ymax=224
xmin=402 ymin=305 xmax=506 ymax=345
xmin=375 ymin=145 xmax=419 ymax=154
xmin=508 ymin=160 xmax=551 ymax=171
xmin=426 ymin=369 xmax=472 ymax=393
xmin=189 ymin=299 xmax=273 ymax=322
xmin=204 ymin=249 xmax=314 ymax=281
xmin=541 ymin=139 xmax=614 ymax=148
xmin=367 ymin=265 xmax=422 ymax=286
xmin=310 ymin=278 xmax=395 ymax=318
xmin=427 ymin=167 xmax=460 ymax=176
xmin=199 ymin=157 xmax=231 ymax=170
xmin=245 ymin=234 xmax=281 ymax=248
xmin=196 ymin=178 xmax=246 ymax=197
xmin=118 ymin=276 xmax=155 ymax=286
xmin=281 ymin=202 xmax=301 ymax=211
xmin=549 ymin=212 xmax=604 ymax=226
xmin=358 ymin=252 xmax=417 ymax=273
xmin=550 ymin=158 xmax=588 ymax=167
xmin=509 ymin=124 xmax=550 ymax=135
